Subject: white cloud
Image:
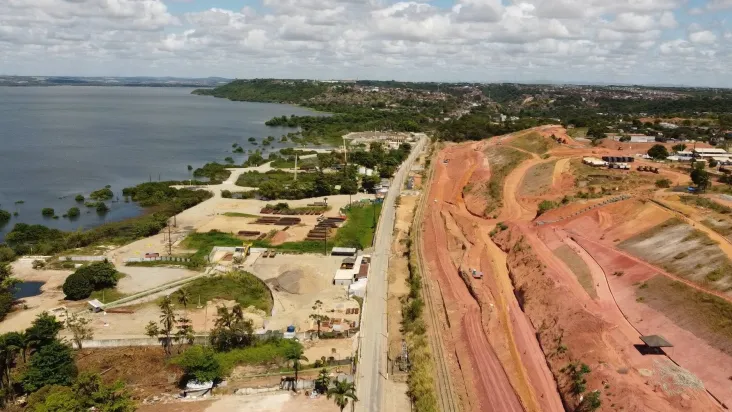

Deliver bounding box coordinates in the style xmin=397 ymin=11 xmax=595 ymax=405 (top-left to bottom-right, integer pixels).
xmin=706 ymin=0 xmax=732 ymax=10
xmin=689 ymin=30 xmax=717 ymax=44
xmin=0 ymin=0 xmax=730 ymax=86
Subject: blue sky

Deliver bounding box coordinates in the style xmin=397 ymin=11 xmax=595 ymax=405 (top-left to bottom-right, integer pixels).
xmin=2 ymin=0 xmax=732 ymax=86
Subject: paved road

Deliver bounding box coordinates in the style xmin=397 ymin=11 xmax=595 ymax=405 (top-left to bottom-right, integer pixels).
xmin=355 ymin=135 xmax=427 ymax=412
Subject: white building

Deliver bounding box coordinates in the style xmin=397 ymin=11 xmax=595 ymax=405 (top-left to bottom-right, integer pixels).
xmin=693 ymin=148 xmax=731 ymax=159
xmin=333 ymin=255 xmax=364 ymax=286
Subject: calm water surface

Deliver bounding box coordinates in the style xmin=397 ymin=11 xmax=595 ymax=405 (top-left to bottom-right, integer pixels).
xmin=0 ymin=87 xmax=320 ymax=240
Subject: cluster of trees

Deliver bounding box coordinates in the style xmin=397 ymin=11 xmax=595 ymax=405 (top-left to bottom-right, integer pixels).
xmin=647 ymin=144 xmax=669 ymax=160
xmin=0 ymin=255 xmax=18 ymax=321
xmin=62 ymin=261 xmax=121 ymax=300
xmin=436 ymin=108 xmax=555 ymax=142
xmin=193 ymin=79 xmax=329 ymax=104
xmin=0 ymin=210 xmax=10 ymax=226
xmin=0 ymin=313 xmax=134 ymax=410
xmin=192 ymin=163 xmax=231 ymax=184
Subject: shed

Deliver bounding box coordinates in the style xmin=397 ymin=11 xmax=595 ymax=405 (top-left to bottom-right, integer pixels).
xmin=87 ymin=299 xmax=104 ymax=312
xmin=640 ymin=335 xmax=673 ymax=348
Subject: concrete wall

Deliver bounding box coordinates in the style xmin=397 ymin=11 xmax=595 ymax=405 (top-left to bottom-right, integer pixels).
xmin=72 ymin=332 xmax=312 ymax=349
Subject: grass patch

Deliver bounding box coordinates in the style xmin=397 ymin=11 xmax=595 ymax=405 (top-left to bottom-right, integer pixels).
xmin=332 ymin=203 xmax=382 ymax=249
xmin=553 ymin=245 xmax=597 ymax=298
xmin=222 ymin=212 xmax=259 ymax=218
xmin=181 ymin=231 xmax=244 ymax=261
xmin=179 ymin=271 xmax=273 ymax=313
xmin=484 ymin=146 xmax=531 ymax=214
xmin=567 ymin=127 xmax=588 ymax=138
xmin=619 ymin=218 xmax=732 ymax=290
xmin=635 ymin=275 xmax=732 ymax=356
xmin=214 ymin=339 xmax=304 ymax=374
xmin=679 ymin=195 xmax=732 ymax=214
xmin=520 ymin=160 xmax=557 ymax=196
xmin=89 ymin=288 xmax=127 ymax=304
xmin=125 ymin=258 xmax=199 ymax=270
xmin=509 ymin=131 xmax=554 ymax=154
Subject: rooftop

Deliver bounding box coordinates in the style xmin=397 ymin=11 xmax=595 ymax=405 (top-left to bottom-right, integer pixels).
xmin=640 ymin=335 xmax=673 ymax=348
xmin=693 ymin=148 xmax=728 ymax=154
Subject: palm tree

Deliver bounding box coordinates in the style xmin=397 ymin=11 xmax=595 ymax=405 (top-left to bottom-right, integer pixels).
xmin=310 ymin=300 xmax=329 ymax=338
xmin=232 ymin=304 xmax=244 ymax=322
xmin=159 ymin=296 xmax=176 ymax=356
xmin=314 ymin=368 xmax=330 ymax=393
xmin=215 ymin=306 xmax=234 ymax=329
xmin=285 ymin=347 xmax=308 ymax=391
xmin=327 ymin=379 xmax=358 ymax=411
xmin=176 ymin=289 xmax=191 ymax=310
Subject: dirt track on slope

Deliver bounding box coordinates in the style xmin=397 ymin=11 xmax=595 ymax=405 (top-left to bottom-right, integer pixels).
xmin=421 ymin=126 xmax=724 ymax=412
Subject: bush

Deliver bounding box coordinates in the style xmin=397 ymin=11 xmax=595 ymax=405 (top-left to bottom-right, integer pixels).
xmin=41 ymin=208 xmax=55 ymax=216
xmin=89 ymin=186 xmax=114 ymax=201
xmin=75 ymin=194 xmax=85 ymax=202
xmin=74 ymin=261 xmax=120 ymax=289
xmin=647 ymin=144 xmax=669 ymax=160
xmin=0 ymin=209 xmax=10 ymax=224
xmin=174 ymin=346 xmax=223 ymax=383
xmin=62 ymin=272 xmax=93 ymax=300
xmin=96 ymin=202 xmax=109 ymax=214
xmin=655 ymin=179 xmax=671 ymax=188
xmin=67 ymin=207 xmax=80 ymax=218
xmin=537 ymin=200 xmax=558 ymax=215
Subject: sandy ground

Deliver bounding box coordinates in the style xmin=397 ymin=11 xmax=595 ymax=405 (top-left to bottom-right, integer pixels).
xmin=0 ymin=259 xmax=72 ymax=333
xmin=420 ymin=126 xmax=723 ymax=412
xmin=248 ymin=254 xmax=360 ymax=332
xmin=117 ymin=266 xmax=200 ymax=294
xmin=203 ymin=393 xmax=339 ymax=412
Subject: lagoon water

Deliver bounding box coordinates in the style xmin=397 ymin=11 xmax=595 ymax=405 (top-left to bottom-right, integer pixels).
xmin=0 ymin=87 xmax=319 ymax=240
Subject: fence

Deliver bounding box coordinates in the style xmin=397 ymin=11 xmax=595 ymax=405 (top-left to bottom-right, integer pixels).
xmin=124 ymin=256 xmax=191 ymax=263
xmin=70 ymin=331 xmax=313 ymax=349
xmin=64 ymin=256 xmax=107 ymax=262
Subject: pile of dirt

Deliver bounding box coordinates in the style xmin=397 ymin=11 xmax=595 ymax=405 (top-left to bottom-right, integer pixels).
xmin=492 ymin=225 xmax=718 ymax=411
xmin=267 ymin=264 xmax=328 ymax=295
xmin=76 ymin=347 xmax=182 ymax=400
xmin=269 ymin=231 xmax=290 ymax=245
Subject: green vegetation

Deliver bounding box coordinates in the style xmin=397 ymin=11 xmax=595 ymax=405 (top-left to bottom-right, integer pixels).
xmin=484 ymin=147 xmax=531 ymax=214
xmin=263 ymin=202 xmax=329 ymax=214
xmin=332 ymin=203 xmax=381 ymax=249
xmin=74 ymin=194 xmax=84 ymax=202
xmin=679 ymin=195 xmax=731 ymax=214
xmin=62 ymin=261 xmax=122 ymax=300
xmin=691 ymin=162 xmax=710 ymax=190
xmin=89 ymin=185 xmax=113 ymax=201
xmin=173 ymin=345 xmax=223 ymax=383
xmin=537 ymin=200 xmax=559 ymax=215
xmin=567 ymin=127 xmax=588 ymax=138
xmin=213 ymin=338 xmax=305 ymax=374
xmin=0 ymin=209 xmax=10 ymax=225
xmin=41 ymin=208 xmax=54 ymax=216
xmin=509 ymin=132 xmax=554 ymax=154
xmin=193 ymin=79 xmax=328 ymax=103
xmin=635 ymin=275 xmax=732 ymax=356
xmin=222 ymin=212 xmax=259 ymax=218
xmin=181 ymin=230 xmax=243 ymax=262
xmin=647 ymin=144 xmax=669 ymax=160
xmin=327 ymin=379 xmax=359 ymax=411
xmin=178 ymin=271 xmax=273 ymax=313
xmin=5 ymin=183 xmax=210 ymax=257
xmin=193 ymin=162 xmax=231 ymax=183
xmin=655 ymin=178 xmax=672 ymax=188
xmin=66 ymin=207 xmax=80 ymax=218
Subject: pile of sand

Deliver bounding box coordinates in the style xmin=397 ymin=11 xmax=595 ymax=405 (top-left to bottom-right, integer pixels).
xmin=268 ymin=264 xmax=328 ymax=295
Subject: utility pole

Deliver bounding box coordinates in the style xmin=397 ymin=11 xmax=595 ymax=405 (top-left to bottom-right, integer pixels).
xmin=344 ymin=137 xmax=351 ymax=208
xmin=294 ymin=154 xmax=298 ymax=181
xmin=167 ymin=221 xmax=173 ymax=256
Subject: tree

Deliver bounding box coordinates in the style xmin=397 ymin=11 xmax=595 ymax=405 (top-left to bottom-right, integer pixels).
xmin=34 ymin=386 xmax=80 ymax=412
xmin=41 ymin=208 xmax=54 ymax=217
xmin=62 ymin=272 xmax=93 ymax=300
xmin=326 ymin=379 xmax=358 ymax=411
xmin=25 ymin=313 xmax=63 ymax=352
xmin=709 ymin=158 xmax=719 ymax=168
xmin=361 ymin=175 xmax=380 ymax=193
xmin=175 ymin=316 xmax=195 ymax=352
xmin=0 ymin=210 xmax=10 ymax=225
xmin=647 ymin=144 xmax=669 ymax=160
xmin=314 ymin=368 xmax=331 ymax=393
xmin=66 ymin=314 xmax=93 ymax=350
xmin=173 ymin=346 xmax=222 ymax=383
xmin=66 ymin=207 xmax=80 ymax=218
xmin=671 ymin=143 xmax=687 ymax=152
xmin=145 ymin=321 xmax=159 ymax=339
xmin=176 ymin=289 xmax=191 ymax=310
xmin=210 ymin=305 xmax=254 ymax=352
xmin=22 ymin=340 xmax=77 ymax=392
xmin=73 ymin=372 xmax=135 ymax=412
xmin=159 ymin=296 xmax=177 ymax=356
xmin=310 ymin=300 xmax=329 ymax=338
xmin=691 ymin=163 xmax=711 ymax=190
xmin=285 ymin=346 xmax=309 ymax=390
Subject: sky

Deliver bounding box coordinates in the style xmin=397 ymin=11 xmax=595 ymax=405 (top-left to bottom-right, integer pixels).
xmin=2 ymin=0 xmax=732 ymax=87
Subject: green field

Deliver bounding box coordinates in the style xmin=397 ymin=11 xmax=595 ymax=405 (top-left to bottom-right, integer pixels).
xmin=179 ymin=271 xmax=273 ymax=313
xmin=333 ymin=203 xmax=382 ymax=249
xmin=508 ymin=131 xmax=554 ymax=154
xmin=182 ymin=231 xmax=244 ymax=261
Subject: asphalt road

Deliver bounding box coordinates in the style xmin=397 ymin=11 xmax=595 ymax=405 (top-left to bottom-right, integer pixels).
xmin=355 ymin=135 xmax=427 ymax=412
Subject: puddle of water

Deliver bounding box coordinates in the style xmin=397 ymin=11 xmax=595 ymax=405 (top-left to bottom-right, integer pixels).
xmin=13 ymin=281 xmax=44 ymax=299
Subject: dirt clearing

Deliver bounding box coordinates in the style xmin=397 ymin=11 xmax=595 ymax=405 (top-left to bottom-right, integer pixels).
xmin=482 ymin=146 xmax=531 ymax=215
xmin=508 ymin=131 xmax=555 ymax=154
